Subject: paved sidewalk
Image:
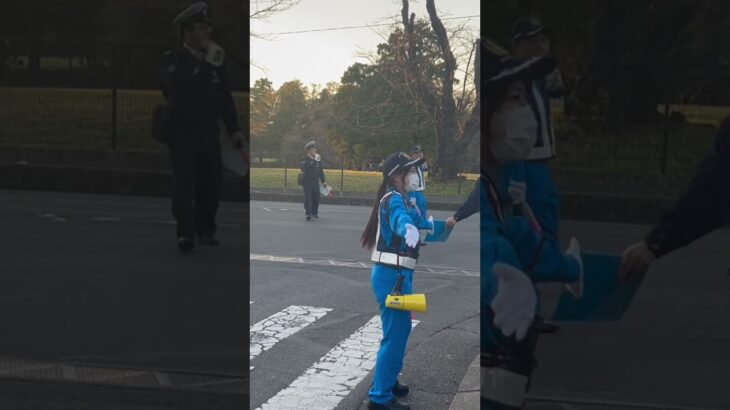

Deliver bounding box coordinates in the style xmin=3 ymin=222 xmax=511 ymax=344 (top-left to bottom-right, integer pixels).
xmin=448 ymin=355 xmax=479 ymax=410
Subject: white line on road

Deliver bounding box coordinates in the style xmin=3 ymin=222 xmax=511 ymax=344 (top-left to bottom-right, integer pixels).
xmin=62 ymin=365 xmax=77 ymax=380
xmin=250 ymin=253 xmax=479 ymax=277
xmin=90 ymin=217 xmax=122 ymax=222
xmin=262 ymin=208 xmax=272 ymax=212
xmin=250 ymin=305 xmax=331 ymax=364
xmin=255 ymin=317 xmax=419 ymax=410
xmin=37 ymin=213 xmax=66 ymax=222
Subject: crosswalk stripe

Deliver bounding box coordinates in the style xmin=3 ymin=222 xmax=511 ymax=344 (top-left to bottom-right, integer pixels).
xmin=255 ymin=316 xmax=419 ymax=410
xmin=250 ymin=305 xmax=331 ymax=363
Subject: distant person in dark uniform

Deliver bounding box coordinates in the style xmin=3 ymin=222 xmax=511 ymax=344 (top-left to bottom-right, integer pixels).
xmin=300 ymin=140 xmax=326 ymax=220
xmin=158 ymin=2 xmax=244 ymax=252
xmin=619 ymin=115 xmax=730 ymax=279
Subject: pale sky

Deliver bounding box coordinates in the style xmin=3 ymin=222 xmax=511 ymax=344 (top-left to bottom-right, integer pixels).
xmin=250 ymin=0 xmax=480 ymax=89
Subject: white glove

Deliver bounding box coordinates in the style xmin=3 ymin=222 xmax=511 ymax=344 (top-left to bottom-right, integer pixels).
xmin=315 ymin=153 xmax=321 ymax=162
xmin=564 ymin=237 xmax=584 ymax=298
xmin=404 ymin=224 xmax=419 ymax=248
xmin=491 ymin=263 xmax=537 ymax=341
xmin=427 ymin=215 xmax=435 ymax=235
xmin=507 ymin=180 xmax=527 ymax=205
xmin=205 ymin=42 xmax=225 ymax=67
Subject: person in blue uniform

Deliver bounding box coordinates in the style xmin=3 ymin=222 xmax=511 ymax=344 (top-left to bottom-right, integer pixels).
xmin=619 ymin=113 xmax=730 ymax=279
xmin=504 ymin=20 xmax=572 ymax=332
xmin=502 ymin=16 xmax=561 ymax=242
xmin=407 ymin=145 xmax=430 ymax=245
xmin=158 ymin=2 xmax=243 ymax=252
xmin=479 ymin=41 xmax=583 ymax=410
xmin=361 ymin=152 xmax=434 ymax=410
xmin=406 ymin=145 xmax=428 ymax=215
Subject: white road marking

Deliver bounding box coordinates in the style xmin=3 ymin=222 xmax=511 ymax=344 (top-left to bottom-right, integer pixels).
xmin=38 ymin=213 xmax=66 ymax=223
xmin=255 ymin=317 xmax=419 ymax=410
xmin=62 ymin=365 xmax=77 ymax=380
xmin=279 ymin=209 xmax=289 ymax=211
xmin=155 ymin=372 xmax=172 ymax=387
xmin=250 ymin=253 xmax=478 ymax=277
xmin=250 ymin=305 xmax=331 ymax=364
xmin=149 ymin=220 xmax=177 ymax=225
xmin=262 ymin=208 xmax=272 ymax=212
xmin=91 ymin=217 xmax=121 ymax=222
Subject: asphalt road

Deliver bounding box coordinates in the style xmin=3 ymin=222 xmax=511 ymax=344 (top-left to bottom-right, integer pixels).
xmin=251 ymin=200 xmax=730 ymax=410
xmin=250 ymin=200 xmax=480 ymax=410
xmin=6 ymin=190 xmax=729 ymax=409
xmin=528 ymin=219 xmax=730 ymax=409
xmin=0 ymin=189 xmax=248 ymax=408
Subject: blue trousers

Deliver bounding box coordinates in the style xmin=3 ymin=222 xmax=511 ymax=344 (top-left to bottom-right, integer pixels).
xmin=369 ymin=264 xmax=413 ymax=405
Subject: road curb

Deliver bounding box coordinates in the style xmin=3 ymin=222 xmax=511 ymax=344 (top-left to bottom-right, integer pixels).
xmin=0 ymin=163 xmax=249 ymax=202
xmin=0 ymin=163 xmax=680 ymax=224
xmin=448 ymin=354 xmax=479 ymax=410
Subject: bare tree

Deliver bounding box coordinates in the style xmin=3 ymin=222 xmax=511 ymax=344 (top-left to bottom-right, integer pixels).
xmin=249 ymin=0 xmax=301 ymax=39
xmin=420 ymin=0 xmax=480 ymax=179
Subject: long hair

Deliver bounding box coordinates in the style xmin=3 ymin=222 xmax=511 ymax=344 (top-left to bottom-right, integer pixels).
xmin=360 ymin=169 xmax=409 ymax=250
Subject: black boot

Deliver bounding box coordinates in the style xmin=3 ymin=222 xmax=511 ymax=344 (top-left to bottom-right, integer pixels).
xmin=533 ymin=315 xmax=560 ymax=333
xmin=199 ymin=235 xmax=219 ymax=245
xmin=367 ymin=399 xmax=410 ymax=410
xmin=392 ymin=381 xmax=409 ymax=397
xmin=177 ymin=236 xmax=195 ymax=253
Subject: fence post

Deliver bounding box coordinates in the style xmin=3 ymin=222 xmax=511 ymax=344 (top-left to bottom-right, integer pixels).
xmin=458 ymin=174 xmax=462 ymax=197
xmin=284 ymin=153 xmax=288 ymax=189
xmin=110 ymin=46 xmax=118 ymax=152
xmin=661 ymin=103 xmax=670 ymax=175
xmin=340 ymin=156 xmax=345 ymax=197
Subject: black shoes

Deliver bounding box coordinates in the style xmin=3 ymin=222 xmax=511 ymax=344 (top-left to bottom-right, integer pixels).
xmin=305 ymin=214 xmax=311 ymax=220
xmin=199 ymin=235 xmax=219 ymax=245
xmin=177 ymin=236 xmax=195 ymax=253
xmin=392 ymin=381 xmax=409 ymax=397
xmin=533 ymin=315 xmax=560 ymax=333
xmin=367 ymin=399 xmax=410 ymax=410
xmin=367 ymin=381 xmax=410 ymax=409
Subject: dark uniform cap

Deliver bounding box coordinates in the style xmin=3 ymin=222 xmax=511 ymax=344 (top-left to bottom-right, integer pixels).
xmin=382 ymin=152 xmax=425 ymax=178
xmin=482 ymin=38 xmax=556 ymax=90
xmin=304 ymin=140 xmax=317 ymax=150
xmin=410 ymin=145 xmax=422 ymax=154
xmin=511 ymin=16 xmax=547 ymax=43
xmin=173 ymin=2 xmax=211 ymax=30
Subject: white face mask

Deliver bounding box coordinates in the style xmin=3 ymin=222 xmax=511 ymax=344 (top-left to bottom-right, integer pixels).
xmin=405 ymin=173 xmax=419 ymax=192
xmin=491 ymin=106 xmax=538 ymax=162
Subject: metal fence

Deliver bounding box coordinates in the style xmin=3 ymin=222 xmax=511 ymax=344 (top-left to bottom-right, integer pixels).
xmin=1 ymin=42 xmax=247 ymax=158
xmin=249 ymin=152 xmax=476 ymax=200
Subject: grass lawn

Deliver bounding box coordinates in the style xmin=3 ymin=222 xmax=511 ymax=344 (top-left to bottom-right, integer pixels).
xmin=0 ymin=87 xmax=248 ymax=152
xmin=1 ymin=87 xmax=721 ymax=184
xmin=251 ymin=168 xmax=478 ymax=198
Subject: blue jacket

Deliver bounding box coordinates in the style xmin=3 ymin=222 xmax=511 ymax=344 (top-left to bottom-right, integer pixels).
xmin=376 ymin=189 xmax=431 ymax=259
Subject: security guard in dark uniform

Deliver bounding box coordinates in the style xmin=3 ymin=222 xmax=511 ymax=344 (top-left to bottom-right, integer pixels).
xmin=158 ymin=2 xmax=243 ymax=252
xmin=300 ymin=140 xmax=326 ymax=220
xmin=620 ymin=113 xmax=730 ymax=278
